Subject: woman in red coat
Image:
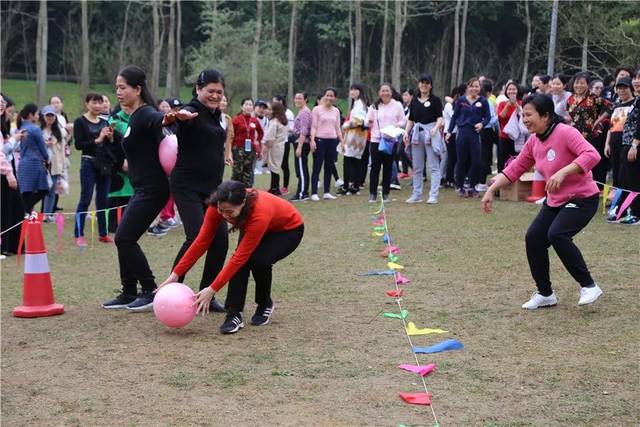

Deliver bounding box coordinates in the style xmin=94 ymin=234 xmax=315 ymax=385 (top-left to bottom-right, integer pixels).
xmin=160 ymin=180 xmax=304 ymax=334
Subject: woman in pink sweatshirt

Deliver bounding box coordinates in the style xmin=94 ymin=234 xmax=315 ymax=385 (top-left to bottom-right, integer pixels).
xmin=482 ymin=94 xmax=602 ymax=310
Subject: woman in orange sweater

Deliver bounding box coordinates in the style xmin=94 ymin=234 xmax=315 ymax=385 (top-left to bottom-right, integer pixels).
xmin=160 ymin=180 xmax=304 ymax=334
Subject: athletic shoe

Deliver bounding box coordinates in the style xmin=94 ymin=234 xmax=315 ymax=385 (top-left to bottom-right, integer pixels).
xmin=466 ymin=189 xmax=479 ymax=198
xmin=348 ymin=186 xmax=360 ymax=195
xmin=323 ymin=193 xmax=337 ymax=200
xmin=578 ymin=284 xmax=603 ymax=305
xmin=43 ymin=215 xmax=55 ymax=223
xmin=336 ymin=187 xmax=349 ymax=196
xmin=427 ymin=197 xmax=438 ymax=204
xmin=390 ymin=183 xmax=402 ymax=190
xmin=160 ymin=218 xmax=180 ymax=228
xmin=522 ymin=292 xmax=557 ymax=310
xmin=99 ymin=235 xmax=114 ymax=243
xmin=75 ymin=236 xmax=88 ymax=248
xmin=147 ymin=224 xmax=169 ymax=237
xmin=406 ymin=196 xmax=423 ymax=204
xmin=209 ymin=297 xmax=226 ymax=313
xmin=290 ymin=193 xmax=309 ymax=202
xmin=220 ymin=311 xmax=244 ymax=334
xmin=368 ymin=195 xmax=377 ymax=203
xmin=254 ymin=168 xmax=263 ymax=175
xmin=251 ymin=303 xmax=274 ymax=326
xmin=475 ymin=184 xmax=488 ymax=192
xmin=619 ymin=215 xmax=639 ymax=225
xmin=102 ymin=292 xmax=137 ymax=309
xmin=335 ymin=178 xmax=344 ymax=189
xmin=606 ymin=208 xmax=619 ymax=223
xmin=310 ymin=194 xmax=320 ymax=201
xmin=126 ymin=291 xmax=155 ymax=312
xmin=280 ymin=187 xmax=289 ymax=195
xmin=268 ymin=188 xmax=283 ymax=196
xmin=398 ymin=172 xmax=410 ymax=180
xmin=382 ymin=194 xmax=391 ymax=203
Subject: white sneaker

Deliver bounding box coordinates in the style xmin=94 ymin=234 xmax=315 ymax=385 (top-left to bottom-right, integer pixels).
xmin=335 ymin=178 xmax=344 ymax=188
xmin=390 ymin=183 xmax=402 ymax=190
xmin=254 ymin=169 xmax=263 ymax=175
xmin=475 ymin=184 xmax=488 ymax=192
xmin=310 ymin=194 xmax=320 ymax=201
xmin=406 ymin=196 xmax=423 ymax=204
xmin=578 ymin=284 xmax=602 ymax=305
xmin=522 ymin=292 xmax=557 ymax=309
xmin=427 ymin=197 xmax=438 ymax=204
xmin=323 ymin=193 xmax=337 ymax=200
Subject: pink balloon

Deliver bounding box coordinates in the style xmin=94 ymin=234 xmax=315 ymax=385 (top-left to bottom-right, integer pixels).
xmin=158 ymin=134 xmax=178 ymax=176
xmin=153 ymin=282 xmax=197 ymax=328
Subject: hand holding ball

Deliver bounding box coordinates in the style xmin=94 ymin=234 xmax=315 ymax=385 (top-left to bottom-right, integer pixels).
xmin=153 ymin=282 xmax=197 ymax=328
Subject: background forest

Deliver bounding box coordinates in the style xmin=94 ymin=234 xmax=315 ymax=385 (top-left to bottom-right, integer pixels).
xmin=2 ymin=0 xmax=639 ymax=107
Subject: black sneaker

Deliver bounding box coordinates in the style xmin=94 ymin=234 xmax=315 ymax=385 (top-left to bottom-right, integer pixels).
xmin=126 ymin=291 xmax=155 ymax=312
xmin=146 ymin=224 xmax=169 ymax=237
xmin=209 ymin=297 xmax=226 ymax=313
xmin=251 ymin=303 xmax=274 ymax=326
xmin=220 ymin=311 xmax=244 ymax=334
xmin=102 ymin=293 xmax=137 ymax=309
xmin=290 ymin=193 xmax=309 ymax=202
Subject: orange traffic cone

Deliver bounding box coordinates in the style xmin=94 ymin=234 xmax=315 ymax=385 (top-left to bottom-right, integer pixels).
xmin=13 ymin=215 xmax=64 ymax=318
xmin=527 ymin=169 xmax=546 ymax=203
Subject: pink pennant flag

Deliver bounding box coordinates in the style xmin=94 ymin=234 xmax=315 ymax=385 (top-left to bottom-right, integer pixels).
xmin=373 ymin=218 xmax=385 ymax=226
xmin=55 ymin=213 xmax=65 ymax=253
xmin=398 ymin=363 xmax=436 ymax=377
xmin=399 ymin=392 xmax=432 ymax=405
xmin=396 ymin=273 xmax=410 ymax=285
xmin=379 ymin=246 xmax=400 ymax=257
xmin=616 ymin=192 xmax=638 ymax=220
xmin=386 ymin=289 xmax=403 ymax=297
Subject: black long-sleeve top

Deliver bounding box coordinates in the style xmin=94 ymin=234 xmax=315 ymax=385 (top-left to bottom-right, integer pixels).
xmin=121 ymin=105 xmax=168 ymax=191
xmin=171 ymin=98 xmax=227 ymax=195
xmin=73 ymin=116 xmax=110 ymax=157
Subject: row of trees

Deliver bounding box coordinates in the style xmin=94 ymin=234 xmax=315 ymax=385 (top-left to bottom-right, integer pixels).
xmin=2 ymin=1 xmax=638 ymax=107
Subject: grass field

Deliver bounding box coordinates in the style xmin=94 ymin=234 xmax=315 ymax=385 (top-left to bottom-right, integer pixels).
xmin=1 ymin=146 xmax=639 ymax=426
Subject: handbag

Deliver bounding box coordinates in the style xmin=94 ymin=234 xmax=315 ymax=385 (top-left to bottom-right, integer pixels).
xmin=503 ymin=106 xmax=529 ymax=152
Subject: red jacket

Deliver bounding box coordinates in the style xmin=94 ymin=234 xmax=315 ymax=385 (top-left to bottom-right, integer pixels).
xmin=173 ymin=190 xmax=304 ymax=291
xmin=232 ymin=114 xmax=264 ymax=154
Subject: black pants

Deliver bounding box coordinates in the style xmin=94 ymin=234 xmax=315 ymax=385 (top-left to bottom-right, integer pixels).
xmin=293 ymin=142 xmax=310 ymax=198
xmin=480 ymin=127 xmax=497 ymax=183
xmin=359 ymin=141 xmax=371 ymax=187
xmin=22 ymin=190 xmax=47 ymax=214
xmin=445 ymin=133 xmax=457 ymax=184
xmin=617 ymin=145 xmax=640 ymax=216
xmin=115 ymin=187 xmax=169 ymax=295
xmin=282 ymin=140 xmax=291 ymax=188
xmin=311 ymin=137 xmax=338 ymax=195
xmin=525 ymin=194 xmax=598 ymax=296
xmin=343 ymin=156 xmax=361 ymax=189
xmin=610 ymin=137 xmax=622 ymax=188
xmin=369 ymin=142 xmax=393 ymax=196
xmin=588 ymin=134 xmax=609 ymax=188
xmin=1 ymin=174 xmax=24 ymax=254
xmin=225 ymin=224 xmax=304 ymax=312
xmin=455 ymin=127 xmax=482 ymax=189
xmin=497 ymin=137 xmax=516 ymax=173
xmin=172 ymin=187 xmax=229 ymax=290
xmin=269 ymin=172 xmax=280 ymax=191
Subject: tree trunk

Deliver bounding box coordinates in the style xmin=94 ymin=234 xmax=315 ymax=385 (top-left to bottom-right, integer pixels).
xmin=547 ymin=0 xmax=559 ymax=75
xmin=271 ymin=0 xmax=276 ymax=40
xmin=450 ymin=0 xmax=461 ymax=90
xmin=175 ymin=0 xmax=182 ymax=94
xmin=348 ymin=4 xmax=354 ymax=88
xmin=251 ymin=0 xmax=263 ymax=100
xmin=379 ymin=0 xmax=388 ymax=85
xmin=520 ymin=0 xmax=531 ymax=85
xmin=353 ymin=0 xmax=362 ymax=83
xmin=150 ymin=1 xmax=165 ymax=96
xmin=118 ymin=0 xmax=132 ymax=68
xmin=581 ymin=3 xmax=590 ymax=71
xmin=166 ymin=0 xmax=176 ymax=98
xmin=80 ymin=0 xmax=90 ymax=98
xmin=391 ymin=0 xmax=407 ymax=89
xmin=35 ymin=0 xmax=48 ymax=106
xmin=457 ymin=0 xmax=468 ymax=83
xmin=287 ymin=1 xmax=298 ymax=106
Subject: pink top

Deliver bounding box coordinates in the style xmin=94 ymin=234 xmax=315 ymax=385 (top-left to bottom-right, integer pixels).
xmin=311 ymin=106 xmax=341 ymax=139
xmin=503 ymin=123 xmax=600 ymax=207
xmin=0 ymin=134 xmax=15 ymax=179
xmin=365 ymin=100 xmax=405 ymax=143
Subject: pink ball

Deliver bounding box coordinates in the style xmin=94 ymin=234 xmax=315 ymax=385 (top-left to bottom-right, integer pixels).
xmin=158 ymin=134 xmax=178 ymax=176
xmin=153 ymin=282 xmax=197 ymax=328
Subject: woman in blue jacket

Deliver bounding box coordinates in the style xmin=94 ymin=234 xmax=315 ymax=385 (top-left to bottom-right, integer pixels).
xmin=16 ymin=104 xmax=50 ymax=213
xmin=445 ymin=77 xmax=491 ymax=197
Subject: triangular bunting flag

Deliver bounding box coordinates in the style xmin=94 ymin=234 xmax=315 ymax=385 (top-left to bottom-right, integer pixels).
xmin=382 ymin=310 xmax=409 ymax=319
xmin=413 ymin=339 xmax=464 ymax=354
xmin=396 ymin=273 xmax=410 ymax=284
xmin=387 ymin=261 xmax=404 ymax=270
xmin=399 ymin=392 xmax=432 ymax=405
xmin=405 ymin=322 xmax=448 ymax=336
xmin=398 ymin=363 xmax=436 ymax=377
xmin=386 ymin=289 xmax=403 ymax=297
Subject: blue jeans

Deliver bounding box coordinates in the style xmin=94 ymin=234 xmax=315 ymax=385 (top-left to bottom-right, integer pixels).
xmin=43 ymin=174 xmax=59 ymax=214
xmin=75 ymin=157 xmax=111 ymax=237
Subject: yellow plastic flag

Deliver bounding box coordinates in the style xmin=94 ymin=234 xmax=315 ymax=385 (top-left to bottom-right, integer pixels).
xmin=387 ymin=261 xmax=404 ymax=270
xmin=602 ymin=184 xmax=610 ymax=214
xmin=405 ymin=322 xmax=448 ymax=336
xmin=373 ymin=231 xmax=385 ymax=237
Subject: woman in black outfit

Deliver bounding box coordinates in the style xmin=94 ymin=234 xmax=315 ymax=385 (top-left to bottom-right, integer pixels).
xmin=163 ymin=69 xmax=229 ymax=312
xmin=103 ymin=65 xmax=170 ymax=311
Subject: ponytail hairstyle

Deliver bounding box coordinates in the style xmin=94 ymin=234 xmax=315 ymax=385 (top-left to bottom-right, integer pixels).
xmin=206 ymin=180 xmax=258 ymax=232
xmin=117 ymin=65 xmax=157 ymax=108
xmin=522 ymin=94 xmax=565 ymax=127
xmin=17 ymin=103 xmax=38 ymax=129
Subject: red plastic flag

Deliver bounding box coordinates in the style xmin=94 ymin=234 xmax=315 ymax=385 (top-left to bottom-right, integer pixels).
xmin=399 ymin=392 xmax=432 ymax=405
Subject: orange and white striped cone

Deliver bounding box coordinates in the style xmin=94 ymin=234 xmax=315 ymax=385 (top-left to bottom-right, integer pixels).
xmin=527 ymin=169 xmax=546 ymax=203
xmin=13 ymin=214 xmax=64 ymax=318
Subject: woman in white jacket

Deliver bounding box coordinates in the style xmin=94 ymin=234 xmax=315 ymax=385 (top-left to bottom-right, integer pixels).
xmin=338 ymin=83 xmax=369 ymax=195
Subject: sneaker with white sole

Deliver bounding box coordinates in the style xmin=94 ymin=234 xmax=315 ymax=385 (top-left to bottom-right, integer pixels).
xmin=427 ymin=197 xmax=438 ymax=204
xmin=619 ymin=215 xmax=639 ymax=225
xmin=522 ymin=292 xmax=558 ymax=309
xmin=160 ymin=218 xmax=180 ymax=228
xmin=368 ymin=195 xmax=377 ymax=203
xmin=126 ymin=291 xmax=155 ymax=312
xmin=335 ymin=178 xmax=344 ymax=189
xmin=102 ymin=292 xmax=137 ymax=309
xmin=406 ymin=196 xmax=423 ymax=204
xmin=578 ymin=284 xmax=603 ymax=305
xmin=390 ymin=183 xmax=402 ymax=190
xmin=251 ymin=303 xmax=274 ymax=326
xmin=310 ymin=194 xmax=320 ymax=201
xmin=323 ymin=193 xmax=337 ymax=200
xmin=220 ymin=311 xmax=244 ymax=334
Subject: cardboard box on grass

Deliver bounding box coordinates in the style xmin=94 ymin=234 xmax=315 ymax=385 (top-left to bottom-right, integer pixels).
xmin=499 ymin=172 xmax=534 ymax=202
